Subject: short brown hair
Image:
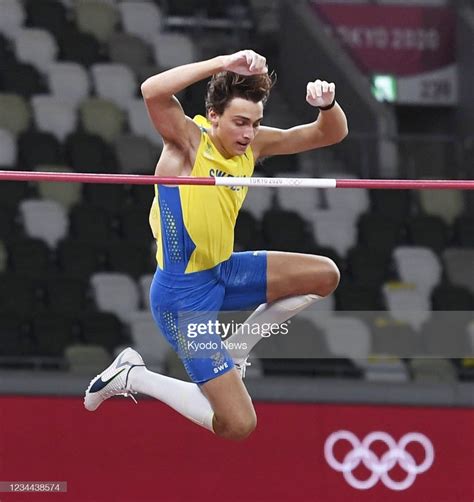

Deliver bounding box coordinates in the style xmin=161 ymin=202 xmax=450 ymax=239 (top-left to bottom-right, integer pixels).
xmin=205 ymin=71 xmax=276 ymax=115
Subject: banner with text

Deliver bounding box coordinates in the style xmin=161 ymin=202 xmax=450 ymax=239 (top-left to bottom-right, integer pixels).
xmin=312 ymin=3 xmax=457 ymax=104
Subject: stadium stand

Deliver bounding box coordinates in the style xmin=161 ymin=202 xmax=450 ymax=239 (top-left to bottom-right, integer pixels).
xmin=0 ymin=0 xmax=471 ymax=388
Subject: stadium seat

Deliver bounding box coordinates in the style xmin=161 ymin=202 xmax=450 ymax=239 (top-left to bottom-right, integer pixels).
xmin=129 ymin=184 xmax=155 ymax=212
xmin=118 ymin=1 xmax=163 ymax=44
xmin=371 ymin=317 xmax=422 ymax=357
xmin=0 ymin=240 xmax=8 ymax=273
xmin=80 ymin=98 xmax=125 ymax=143
xmin=2 ymin=62 xmax=47 ymax=97
xmin=382 ymin=282 xmax=431 ymax=331
xmin=234 ymin=210 xmax=263 ymax=251
xmin=0 ymin=32 xmax=16 ymax=68
xmin=65 ymin=131 xmax=117 ymax=173
xmin=90 ymin=272 xmax=140 ymax=322
xmin=325 ymin=187 xmax=369 ymax=220
xmin=420 ymin=314 xmax=470 ymax=358
xmin=24 ymin=0 xmax=69 ymax=40
xmin=126 ymin=98 xmax=163 ymax=147
xmin=47 ymin=62 xmax=90 ymax=106
xmin=0 ymin=129 xmax=17 ymax=167
xmin=319 ymin=316 xmax=371 ymax=360
xmin=406 ymin=214 xmax=449 ymax=253
xmin=0 ymin=314 xmax=21 ymax=355
xmin=0 ymin=273 xmax=41 ymax=315
xmin=114 ymin=134 xmax=158 ymax=173
xmin=453 ymin=214 xmax=474 ymax=247
xmin=277 ymin=184 xmax=317 ymax=217
xmin=262 ymin=208 xmax=316 ymax=253
xmin=91 ymin=63 xmax=137 ymax=110
xmin=152 ymin=32 xmax=197 ymax=70
xmin=0 ymin=93 xmax=31 ymax=134
xmin=106 ymin=243 xmax=152 ymax=279
xmin=31 ymin=313 xmax=77 ymax=357
xmin=17 ymin=131 xmax=63 ymax=171
xmin=65 ymin=344 xmax=112 ymax=374
xmin=312 ymin=210 xmax=357 ymax=257
xmin=370 ymin=190 xmax=412 ymax=223
xmin=431 ymin=283 xmax=474 ymax=311
xmin=83 ymin=183 xmax=126 ymax=214
xmin=0 ymin=0 xmax=25 ymax=40
xmin=127 ymin=310 xmax=171 ymax=371
xmin=393 ymin=246 xmax=442 ymax=295
xmin=336 ymin=278 xmax=384 ymax=311
xmin=69 ymin=204 xmax=113 ymax=241
xmin=418 ymin=189 xmax=464 ymax=225
xmin=257 ymin=316 xmax=330 ymax=361
xmin=80 ymin=311 xmax=127 ymax=351
xmin=56 ymin=238 xmax=106 ymax=279
xmin=74 ymin=0 xmax=119 ymax=43
xmin=241 ymin=186 xmax=274 ymax=220
xmin=0 ymin=180 xmax=32 ymax=208
xmin=257 ymin=317 xmax=332 ymax=377
xmin=43 ymin=276 xmax=90 ymax=314
xmin=467 ymin=322 xmax=474 ymax=354
xmin=35 ymin=165 xmax=82 ymax=211
xmin=7 ymin=237 xmax=52 ymax=280
xmin=357 ymin=212 xmax=405 ymax=255
xmin=139 ymin=273 xmax=153 ymax=310
xmin=361 ymin=356 xmax=410 ymax=383
xmin=119 ymin=208 xmax=154 ymax=242
xmin=108 ymin=32 xmax=152 ymax=75
xmin=19 ymin=199 xmax=69 ymax=249
xmin=346 ymin=246 xmax=391 ymax=288
xmin=13 ymin=28 xmax=58 ymax=74
xmin=59 ymin=29 xmax=104 ymax=67
xmin=443 ymin=248 xmax=474 ymax=295
xmin=409 ymin=359 xmax=457 ymax=383
xmin=164 ymin=0 xmax=201 ymax=16
xmin=0 ymin=314 xmax=34 ymax=356
xmin=31 ymin=95 xmax=77 ymax=142
xmin=0 ymin=206 xmax=19 ymax=241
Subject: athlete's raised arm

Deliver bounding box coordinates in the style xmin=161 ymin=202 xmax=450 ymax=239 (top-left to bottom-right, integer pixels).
xmin=252 ymin=79 xmax=348 ymax=160
xmin=140 ymin=51 xmax=268 ymax=153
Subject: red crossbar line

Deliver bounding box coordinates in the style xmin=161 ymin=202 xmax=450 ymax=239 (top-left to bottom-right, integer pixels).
xmin=0 ymin=171 xmax=473 ymax=189
xmin=335 ymin=179 xmax=474 ymax=190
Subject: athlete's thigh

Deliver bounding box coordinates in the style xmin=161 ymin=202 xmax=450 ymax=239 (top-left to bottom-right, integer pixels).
xmin=200 ymin=369 xmax=255 ymax=423
xmin=221 ymin=251 xmax=268 ymax=310
xmin=150 ymin=270 xmax=235 ymax=383
xmin=266 ymin=251 xmax=338 ymax=302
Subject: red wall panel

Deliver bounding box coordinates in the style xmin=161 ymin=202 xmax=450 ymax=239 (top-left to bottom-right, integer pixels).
xmin=0 ymin=397 xmax=472 ymax=501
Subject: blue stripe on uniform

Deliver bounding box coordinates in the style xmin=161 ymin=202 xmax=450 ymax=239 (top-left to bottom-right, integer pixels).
xmin=157 ymin=185 xmax=196 ymax=274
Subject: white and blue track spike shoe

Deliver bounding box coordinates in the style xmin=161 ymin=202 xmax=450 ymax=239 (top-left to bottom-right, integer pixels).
xmin=84 ymin=347 xmax=145 ymax=411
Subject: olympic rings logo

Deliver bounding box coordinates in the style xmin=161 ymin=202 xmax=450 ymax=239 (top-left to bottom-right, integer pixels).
xmin=324 ymin=430 xmax=434 ymax=491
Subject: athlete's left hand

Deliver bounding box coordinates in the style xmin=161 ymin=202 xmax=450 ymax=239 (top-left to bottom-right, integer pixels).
xmin=306 ymin=79 xmax=335 ymax=108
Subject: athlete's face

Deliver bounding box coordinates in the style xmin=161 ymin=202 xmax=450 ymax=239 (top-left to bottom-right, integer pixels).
xmin=208 ymin=97 xmax=264 ymax=158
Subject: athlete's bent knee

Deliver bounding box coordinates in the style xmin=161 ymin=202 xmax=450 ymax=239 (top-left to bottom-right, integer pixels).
xmin=315 ymin=257 xmax=340 ymax=297
xmin=228 ymin=415 xmax=257 ymax=441
xmin=215 ymin=413 xmax=257 ymax=441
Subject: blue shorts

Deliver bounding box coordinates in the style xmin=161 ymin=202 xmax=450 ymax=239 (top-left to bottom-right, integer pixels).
xmin=149 ymin=251 xmax=268 ymax=384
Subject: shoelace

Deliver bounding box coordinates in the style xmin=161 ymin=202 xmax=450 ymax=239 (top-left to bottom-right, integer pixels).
xmin=118 ymin=364 xmax=144 ymax=404
xmin=235 ymin=358 xmax=251 ymax=378
xmin=120 ymin=391 xmax=138 ymax=404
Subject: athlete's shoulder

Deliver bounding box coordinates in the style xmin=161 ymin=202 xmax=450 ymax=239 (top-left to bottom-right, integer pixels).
xmin=192 ymin=114 xmax=210 ymax=132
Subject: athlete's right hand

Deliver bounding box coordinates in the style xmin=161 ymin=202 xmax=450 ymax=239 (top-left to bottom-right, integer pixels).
xmin=221 ymin=50 xmax=268 ymax=76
